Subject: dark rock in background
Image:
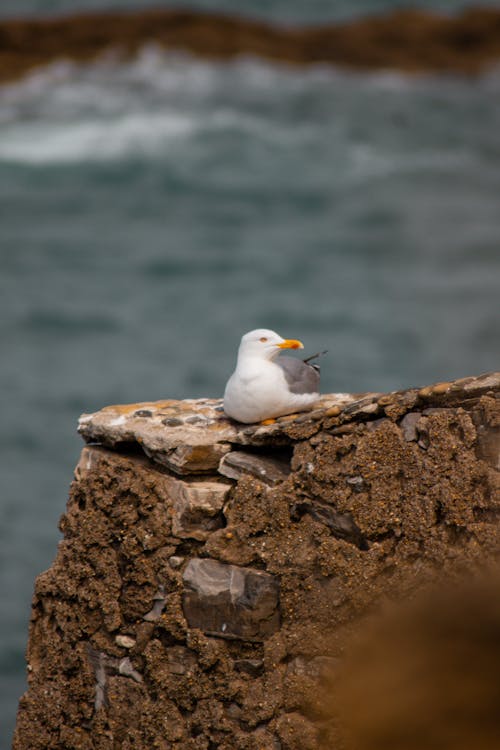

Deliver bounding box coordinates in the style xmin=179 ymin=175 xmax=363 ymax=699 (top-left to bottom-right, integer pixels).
xmin=2 ymin=7 xmax=500 ymax=85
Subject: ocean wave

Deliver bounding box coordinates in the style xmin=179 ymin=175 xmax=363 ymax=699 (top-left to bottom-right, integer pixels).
xmin=0 ymin=109 xmax=319 ymax=164
xmin=0 ymin=50 xmax=316 ymax=163
xmin=0 ymin=48 xmax=498 ymax=166
xmin=0 ymin=111 xmax=199 ymax=163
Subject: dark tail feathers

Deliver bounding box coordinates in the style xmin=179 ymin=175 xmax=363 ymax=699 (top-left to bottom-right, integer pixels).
xmin=303 ymin=350 xmax=328 ymax=365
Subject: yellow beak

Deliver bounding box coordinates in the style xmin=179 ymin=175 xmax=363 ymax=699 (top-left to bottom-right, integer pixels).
xmin=278 ymin=339 xmax=304 ymax=350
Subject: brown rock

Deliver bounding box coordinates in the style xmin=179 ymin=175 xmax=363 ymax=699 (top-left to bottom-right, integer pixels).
xmin=432 ymin=381 xmax=452 ymax=395
xmin=114 ymin=635 xmax=136 ymax=649
xmin=218 ymin=450 xmax=291 ymax=486
xmin=76 ymin=374 xmax=500 ymax=471
xmin=400 ymin=412 xmax=422 ymax=442
xmin=294 ymin=501 xmax=368 ymax=550
xmin=324 ymin=405 xmax=341 ymax=417
xmin=165 ymin=475 xmax=231 ymax=540
xmin=142 ymin=586 xmax=167 ymax=622
xmin=159 ymin=442 xmax=231 ymax=475
xmin=419 ymin=385 xmax=433 ymax=398
xmin=377 ymin=394 xmax=395 ymax=406
xmin=342 ymin=396 xmax=381 ymax=418
xmin=77 ymin=393 xmax=355 ymax=470
xmin=3 ymin=7 xmax=500 ymax=86
xmin=74 ymin=445 xmax=102 ymax=480
xmin=13 ymin=372 xmax=500 ymax=750
xmin=182 ymin=558 xmax=280 ymax=640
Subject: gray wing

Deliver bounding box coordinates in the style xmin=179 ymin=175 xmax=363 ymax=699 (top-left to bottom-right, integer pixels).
xmin=277 ymin=356 xmax=320 ymax=395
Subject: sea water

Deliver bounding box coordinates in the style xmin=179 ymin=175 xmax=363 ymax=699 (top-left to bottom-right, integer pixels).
xmin=0 ymin=0 xmax=495 ymax=21
xmin=1 ymin=15 xmax=500 ymax=744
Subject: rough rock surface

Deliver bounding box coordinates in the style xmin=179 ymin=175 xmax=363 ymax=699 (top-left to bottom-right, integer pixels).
xmin=14 ymin=373 xmax=500 ymax=749
xmin=2 ymin=7 xmax=500 ymax=84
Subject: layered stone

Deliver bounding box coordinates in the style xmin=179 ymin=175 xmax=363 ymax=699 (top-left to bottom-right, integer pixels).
xmin=78 ymin=372 xmax=500 ymax=475
xmin=218 ymin=450 xmax=291 ymax=486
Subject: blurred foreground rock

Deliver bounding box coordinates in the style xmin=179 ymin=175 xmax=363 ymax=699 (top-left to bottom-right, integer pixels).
xmin=14 ymin=372 xmax=500 ymax=749
xmin=2 ymin=7 xmax=500 ymax=84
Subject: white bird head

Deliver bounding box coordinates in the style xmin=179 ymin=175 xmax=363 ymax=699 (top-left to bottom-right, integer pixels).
xmin=237 ymin=328 xmax=304 ymax=361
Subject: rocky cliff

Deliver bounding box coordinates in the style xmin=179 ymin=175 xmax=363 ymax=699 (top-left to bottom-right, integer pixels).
xmin=2 ymin=7 xmax=500 ymax=84
xmin=14 ymin=373 xmax=500 ymax=749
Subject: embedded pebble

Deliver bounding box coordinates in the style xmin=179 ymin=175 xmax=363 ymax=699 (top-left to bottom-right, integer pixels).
xmin=325 ymin=405 xmax=341 ymax=417
xmin=115 ymin=635 xmax=136 ymax=649
xmin=118 ymin=657 xmax=143 ymax=683
xmin=400 ymin=412 xmax=421 ymax=442
xmin=346 ymin=476 xmax=366 ymax=493
xmin=294 ymin=413 xmax=314 ymax=424
xmin=143 ymin=585 xmax=167 ymax=621
xmin=309 ymin=409 xmax=325 ymax=421
xmin=343 ymin=398 xmax=380 ymax=417
xmin=377 ymin=394 xmax=395 ymax=406
xmin=418 ymin=386 xmax=433 ymax=398
xmin=277 ymin=413 xmax=299 ymax=422
xmin=432 ymin=382 xmax=452 ymax=395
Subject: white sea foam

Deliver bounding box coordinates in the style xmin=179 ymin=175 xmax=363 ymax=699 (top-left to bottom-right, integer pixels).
xmin=0 ymin=50 xmax=302 ymax=163
xmin=0 ymin=50 xmax=322 ymax=163
xmin=0 ymin=46 xmax=498 ymax=166
xmin=0 ymin=108 xmax=316 ymax=164
xmin=0 ymin=111 xmax=199 ymax=163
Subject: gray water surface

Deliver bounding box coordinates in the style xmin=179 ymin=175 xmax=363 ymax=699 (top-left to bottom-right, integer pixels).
xmin=1 ymin=0 xmax=499 ymax=21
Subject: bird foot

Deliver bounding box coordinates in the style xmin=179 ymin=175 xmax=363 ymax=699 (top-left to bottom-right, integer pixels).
xmin=260 ymin=418 xmax=276 ymax=425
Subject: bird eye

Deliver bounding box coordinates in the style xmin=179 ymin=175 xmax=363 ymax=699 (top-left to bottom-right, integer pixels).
xmin=259 ymin=337 xmax=268 ymax=342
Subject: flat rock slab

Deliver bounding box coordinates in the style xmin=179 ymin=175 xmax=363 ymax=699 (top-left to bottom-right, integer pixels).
xmin=182 ymin=558 xmax=280 ymax=640
xmin=78 ymin=373 xmax=500 ymax=475
xmin=78 ymin=393 xmax=355 ymax=473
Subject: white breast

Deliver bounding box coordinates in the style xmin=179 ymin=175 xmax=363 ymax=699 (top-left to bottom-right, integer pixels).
xmin=223 ymin=359 xmax=317 ymax=423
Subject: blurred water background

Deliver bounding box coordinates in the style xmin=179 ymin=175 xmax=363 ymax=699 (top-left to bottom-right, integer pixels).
xmin=1 ymin=0 xmax=500 ymax=743
xmin=0 ymin=0 xmax=497 ymax=21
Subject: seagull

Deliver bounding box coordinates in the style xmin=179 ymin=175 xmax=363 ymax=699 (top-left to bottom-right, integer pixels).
xmin=223 ymin=328 xmax=323 ymax=424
